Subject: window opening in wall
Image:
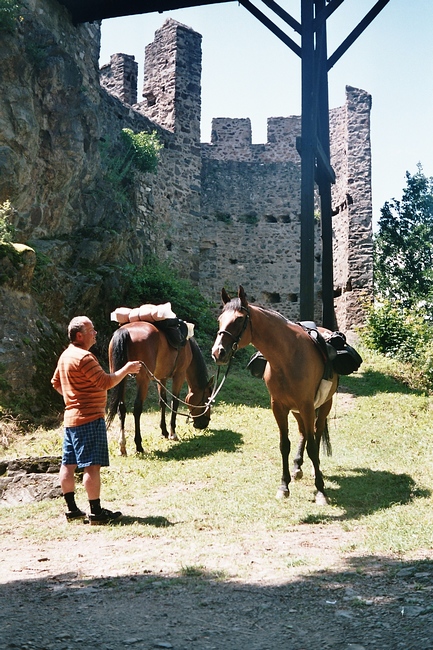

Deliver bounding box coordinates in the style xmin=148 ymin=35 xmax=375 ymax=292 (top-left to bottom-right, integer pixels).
xmin=144 ymin=91 xmax=156 ymax=107
xmin=265 ymin=215 xmax=277 ymax=223
xmin=262 ymin=292 xmax=281 ymax=303
xmin=288 ymin=293 xmax=298 ymax=302
xmin=281 ymin=215 xmax=291 ymax=223
xmin=229 ymin=258 xmax=237 ymax=265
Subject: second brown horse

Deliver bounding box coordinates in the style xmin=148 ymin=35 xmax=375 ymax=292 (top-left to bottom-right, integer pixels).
xmin=107 ymin=321 xmax=214 ymax=456
xmin=211 ymin=286 xmax=339 ymax=504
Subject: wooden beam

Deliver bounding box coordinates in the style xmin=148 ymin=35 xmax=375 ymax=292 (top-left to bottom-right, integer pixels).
xmin=327 ymin=0 xmax=390 ymax=70
xmin=57 ymin=0 xmax=234 ymax=23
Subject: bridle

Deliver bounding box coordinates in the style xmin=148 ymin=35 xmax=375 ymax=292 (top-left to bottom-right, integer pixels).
xmin=216 ymin=305 xmax=250 ymax=354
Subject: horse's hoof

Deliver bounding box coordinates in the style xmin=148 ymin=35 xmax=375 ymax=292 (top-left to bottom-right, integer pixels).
xmin=292 ymin=469 xmax=303 ymax=480
xmin=119 ymin=447 xmax=127 ymax=457
xmin=276 ymin=488 xmax=290 ymax=500
xmin=168 ymin=433 xmax=179 ymax=441
xmin=315 ymin=491 xmax=328 ymax=506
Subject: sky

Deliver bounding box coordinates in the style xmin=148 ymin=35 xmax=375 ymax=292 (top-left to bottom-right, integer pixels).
xmin=99 ymin=0 xmax=433 ymax=229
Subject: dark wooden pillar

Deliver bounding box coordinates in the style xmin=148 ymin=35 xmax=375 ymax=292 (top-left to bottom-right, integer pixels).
xmin=299 ymin=0 xmax=316 ymax=321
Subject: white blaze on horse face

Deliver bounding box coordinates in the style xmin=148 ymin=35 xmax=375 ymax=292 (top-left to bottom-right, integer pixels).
xmin=211 ymin=330 xmax=224 ymax=362
xmin=212 ymin=310 xmax=247 ymax=364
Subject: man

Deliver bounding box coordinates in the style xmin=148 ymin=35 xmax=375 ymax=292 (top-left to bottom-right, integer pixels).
xmin=51 ymin=316 xmax=142 ymax=525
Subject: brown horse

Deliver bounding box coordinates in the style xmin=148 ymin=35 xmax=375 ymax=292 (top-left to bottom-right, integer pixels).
xmin=107 ymin=321 xmax=214 ymax=456
xmin=211 ymin=286 xmax=339 ymax=504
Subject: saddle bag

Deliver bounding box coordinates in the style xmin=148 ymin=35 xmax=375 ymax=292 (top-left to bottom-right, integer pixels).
xmin=322 ymin=330 xmax=363 ymax=375
xmin=331 ymin=344 xmax=363 ymax=375
xmin=246 ymin=351 xmax=267 ymax=379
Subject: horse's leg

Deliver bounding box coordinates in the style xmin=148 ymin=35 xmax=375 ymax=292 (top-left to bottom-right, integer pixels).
xmin=169 ymin=394 xmax=180 ymax=441
xmin=272 ymin=401 xmax=291 ymax=499
xmin=169 ymin=375 xmax=184 ymax=441
xmin=302 ymin=405 xmax=328 ymax=505
xmin=133 ymin=378 xmax=150 ymax=454
xmin=291 ymin=412 xmax=306 ymax=480
xmin=118 ymin=400 xmax=127 ymax=456
xmin=158 ymin=381 xmax=170 ymax=439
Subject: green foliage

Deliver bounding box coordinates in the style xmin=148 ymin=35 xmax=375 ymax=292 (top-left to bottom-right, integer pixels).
xmin=98 ymin=130 xmax=163 ymax=212
xmin=121 ymin=128 xmax=163 ymax=175
xmin=374 ymin=164 xmax=433 ymax=314
xmin=238 ymin=213 xmax=258 ymax=225
xmin=0 ymin=200 xmax=15 ymax=244
xmin=361 ymin=300 xmax=433 ymax=390
xmin=0 ymin=0 xmax=20 ymax=32
xmin=118 ymin=259 xmax=217 ymax=348
xmin=215 ymin=212 xmax=231 ymax=223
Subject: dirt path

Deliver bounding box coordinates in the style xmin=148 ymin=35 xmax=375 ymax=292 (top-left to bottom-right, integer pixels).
xmin=1 ymin=516 xmax=432 ymax=650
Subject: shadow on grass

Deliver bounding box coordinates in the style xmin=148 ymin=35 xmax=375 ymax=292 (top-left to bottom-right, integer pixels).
xmin=118 ymin=515 xmax=175 ymax=527
xmin=152 ymin=428 xmax=243 ymax=461
xmin=339 ymin=367 xmax=425 ymax=398
xmin=300 ymin=467 xmax=431 ymax=524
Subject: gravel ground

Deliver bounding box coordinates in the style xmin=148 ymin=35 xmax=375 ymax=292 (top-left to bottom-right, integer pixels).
xmin=1 ymin=520 xmax=432 ymax=650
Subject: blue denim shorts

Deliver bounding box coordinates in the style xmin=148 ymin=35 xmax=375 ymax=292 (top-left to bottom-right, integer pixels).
xmin=62 ymin=418 xmax=109 ymax=467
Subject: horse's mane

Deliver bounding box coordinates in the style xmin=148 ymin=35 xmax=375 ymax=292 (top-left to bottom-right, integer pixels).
xmin=223 ymin=297 xmax=291 ymax=325
xmin=189 ymin=337 xmax=209 ymax=387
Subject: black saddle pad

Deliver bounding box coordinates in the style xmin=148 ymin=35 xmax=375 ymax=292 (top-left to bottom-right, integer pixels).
xmin=154 ymin=318 xmax=188 ymax=349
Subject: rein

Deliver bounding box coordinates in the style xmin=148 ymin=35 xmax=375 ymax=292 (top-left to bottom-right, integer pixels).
xmin=130 ymin=359 xmax=231 ymax=423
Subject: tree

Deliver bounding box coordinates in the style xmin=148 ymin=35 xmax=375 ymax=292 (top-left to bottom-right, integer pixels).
xmin=374 ymin=164 xmax=433 ymax=313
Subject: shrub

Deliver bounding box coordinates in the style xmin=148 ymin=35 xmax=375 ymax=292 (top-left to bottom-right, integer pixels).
xmin=0 ymin=0 xmax=20 ymax=33
xmin=117 ymin=259 xmax=217 ymax=349
xmin=121 ymin=128 xmax=163 ymax=175
xmin=0 ymin=200 xmax=15 ymax=244
xmin=99 ymin=130 xmax=163 ymax=212
xmin=361 ymin=300 xmax=433 ymax=390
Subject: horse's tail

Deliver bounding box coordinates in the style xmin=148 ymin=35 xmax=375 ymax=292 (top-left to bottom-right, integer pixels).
xmin=106 ymin=328 xmax=130 ymax=427
xmin=321 ymin=418 xmax=332 ymax=456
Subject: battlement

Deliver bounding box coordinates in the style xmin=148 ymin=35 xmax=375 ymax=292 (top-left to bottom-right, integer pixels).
xmin=100 ymin=53 xmax=138 ymax=105
xmin=98 ymin=21 xmax=372 ymax=329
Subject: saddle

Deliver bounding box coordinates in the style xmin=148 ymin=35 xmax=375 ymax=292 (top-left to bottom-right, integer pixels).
xmin=154 ymin=318 xmax=189 ymax=350
xmin=246 ymin=322 xmax=362 ymax=379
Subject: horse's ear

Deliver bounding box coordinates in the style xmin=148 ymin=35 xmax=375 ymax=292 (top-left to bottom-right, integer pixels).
xmin=238 ymin=285 xmax=248 ymax=308
xmin=207 ymin=375 xmax=215 ymax=389
xmin=221 ymin=288 xmax=231 ymax=304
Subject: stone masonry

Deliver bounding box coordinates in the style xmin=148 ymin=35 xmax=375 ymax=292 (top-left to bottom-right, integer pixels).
xmin=100 ymin=20 xmax=373 ymax=328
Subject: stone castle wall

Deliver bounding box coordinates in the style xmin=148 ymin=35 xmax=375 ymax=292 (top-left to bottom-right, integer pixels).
xmin=100 ymin=21 xmax=372 ymax=327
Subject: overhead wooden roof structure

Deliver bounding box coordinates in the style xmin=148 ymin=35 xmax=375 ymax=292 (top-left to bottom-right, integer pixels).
xmin=57 ymin=0 xmax=232 ymax=23
xmin=57 ymin=0 xmax=390 ymax=327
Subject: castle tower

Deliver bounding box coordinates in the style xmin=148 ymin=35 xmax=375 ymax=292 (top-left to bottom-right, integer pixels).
xmin=141 ymin=19 xmax=202 ymax=143
xmin=100 ymin=53 xmax=138 ymax=105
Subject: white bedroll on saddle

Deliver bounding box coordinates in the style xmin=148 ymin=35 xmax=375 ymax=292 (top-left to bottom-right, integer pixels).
xmin=110 ymin=302 xmax=195 ymax=341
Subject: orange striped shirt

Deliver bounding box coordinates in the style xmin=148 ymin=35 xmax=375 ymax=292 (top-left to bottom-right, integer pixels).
xmin=51 ymin=344 xmax=115 ymax=427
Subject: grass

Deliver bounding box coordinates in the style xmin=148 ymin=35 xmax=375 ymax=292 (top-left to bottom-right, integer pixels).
xmin=1 ymin=344 xmax=433 ymax=563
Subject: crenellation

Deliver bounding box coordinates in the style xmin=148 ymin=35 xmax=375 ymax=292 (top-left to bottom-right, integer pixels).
xmin=100 ymin=53 xmax=138 ymax=105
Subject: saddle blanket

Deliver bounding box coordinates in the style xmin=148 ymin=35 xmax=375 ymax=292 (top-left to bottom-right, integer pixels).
xmin=291 ymin=378 xmax=334 ymax=413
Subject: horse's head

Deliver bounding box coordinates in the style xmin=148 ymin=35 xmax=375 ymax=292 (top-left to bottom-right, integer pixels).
xmin=212 ymin=286 xmax=250 ymax=365
xmin=185 ymin=375 xmax=214 ymax=429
